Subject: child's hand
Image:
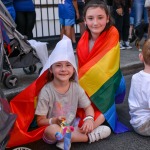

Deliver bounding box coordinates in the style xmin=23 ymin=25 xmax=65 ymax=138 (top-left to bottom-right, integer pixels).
xmin=57 ymin=116 xmax=66 ymax=125
xmin=80 ymin=119 xmax=94 ymax=134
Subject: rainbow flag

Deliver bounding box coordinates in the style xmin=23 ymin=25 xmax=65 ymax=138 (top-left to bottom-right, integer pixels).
xmin=77 ymin=26 xmax=129 ymax=133
xmin=7 ymin=71 xmax=48 ymax=148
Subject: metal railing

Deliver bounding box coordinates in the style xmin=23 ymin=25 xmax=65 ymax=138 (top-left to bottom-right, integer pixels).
xmin=33 ymin=0 xmax=80 ymax=39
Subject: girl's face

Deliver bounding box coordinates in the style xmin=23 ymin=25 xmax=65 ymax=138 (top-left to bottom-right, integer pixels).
xmin=50 ymin=61 xmax=74 ymax=82
xmin=85 ymin=7 xmax=109 ymax=37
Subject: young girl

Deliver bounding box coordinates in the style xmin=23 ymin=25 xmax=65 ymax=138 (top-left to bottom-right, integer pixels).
xmin=35 ymin=35 xmax=111 ymax=149
xmin=77 ymin=0 xmax=129 ymax=133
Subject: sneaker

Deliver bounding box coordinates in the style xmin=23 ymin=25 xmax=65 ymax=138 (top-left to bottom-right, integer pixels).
xmin=122 ymin=41 xmax=132 ymax=49
xmin=56 ymin=141 xmax=71 ymax=150
xmin=120 ymin=42 xmax=125 ymax=50
xmin=88 ymin=125 xmax=111 ymax=143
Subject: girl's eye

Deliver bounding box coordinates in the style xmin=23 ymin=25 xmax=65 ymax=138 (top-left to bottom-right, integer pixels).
xmin=98 ymin=16 xmax=103 ymax=19
xmin=66 ymin=64 xmax=71 ymax=66
xmin=88 ymin=17 xmax=93 ymax=20
xmin=56 ymin=64 xmax=61 ymax=67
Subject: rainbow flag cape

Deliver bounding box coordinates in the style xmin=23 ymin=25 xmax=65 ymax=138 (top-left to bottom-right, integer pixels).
xmin=77 ymin=26 xmax=129 ymax=133
xmin=7 ymin=71 xmax=49 ymax=148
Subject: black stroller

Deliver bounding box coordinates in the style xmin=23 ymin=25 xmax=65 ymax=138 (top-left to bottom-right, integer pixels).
xmin=0 ymin=1 xmax=40 ymax=89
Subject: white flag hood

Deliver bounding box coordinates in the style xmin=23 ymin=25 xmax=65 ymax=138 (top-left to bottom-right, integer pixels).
xmin=39 ymin=35 xmax=78 ymax=81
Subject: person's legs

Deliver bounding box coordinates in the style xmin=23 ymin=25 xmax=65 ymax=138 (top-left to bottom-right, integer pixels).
xmin=15 ymin=12 xmax=26 ymax=36
xmin=76 ymin=2 xmax=85 ymax=35
xmin=143 ymin=6 xmax=149 ymax=40
xmin=26 ymin=11 xmax=36 ymax=39
xmin=113 ymin=9 xmax=124 ymax=49
xmin=65 ymin=26 xmax=72 ymax=39
xmin=134 ymin=0 xmax=144 ymax=27
xmin=147 ymin=8 xmax=150 ymax=38
xmin=59 ymin=18 xmax=75 ymax=39
xmin=122 ymin=9 xmax=132 ymax=49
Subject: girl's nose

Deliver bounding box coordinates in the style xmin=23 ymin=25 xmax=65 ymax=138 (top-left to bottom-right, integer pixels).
xmin=93 ymin=19 xmax=98 ymax=25
xmin=61 ymin=65 xmax=66 ymax=71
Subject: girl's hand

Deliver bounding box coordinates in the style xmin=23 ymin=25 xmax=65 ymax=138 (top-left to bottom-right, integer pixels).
xmin=58 ymin=116 xmax=66 ymax=125
xmin=52 ymin=116 xmax=66 ymax=125
xmin=80 ymin=119 xmax=94 ymax=134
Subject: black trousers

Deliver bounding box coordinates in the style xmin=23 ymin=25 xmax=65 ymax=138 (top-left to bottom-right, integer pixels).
xmin=113 ymin=8 xmax=130 ymax=41
xmin=15 ymin=11 xmax=36 ymax=39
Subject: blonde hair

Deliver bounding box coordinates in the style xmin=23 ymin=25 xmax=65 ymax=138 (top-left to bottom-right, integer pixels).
xmin=142 ymin=39 xmax=150 ymax=65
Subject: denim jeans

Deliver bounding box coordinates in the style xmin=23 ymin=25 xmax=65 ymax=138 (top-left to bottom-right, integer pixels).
xmin=133 ymin=0 xmax=149 ymax=27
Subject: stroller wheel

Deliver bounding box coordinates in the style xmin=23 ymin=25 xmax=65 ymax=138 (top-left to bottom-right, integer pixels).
xmin=23 ymin=65 xmax=37 ymax=74
xmin=3 ymin=75 xmax=18 ymax=89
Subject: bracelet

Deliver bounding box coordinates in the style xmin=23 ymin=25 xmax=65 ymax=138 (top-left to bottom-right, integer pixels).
xmin=83 ymin=116 xmax=94 ymax=122
xmin=49 ymin=118 xmax=53 ymax=125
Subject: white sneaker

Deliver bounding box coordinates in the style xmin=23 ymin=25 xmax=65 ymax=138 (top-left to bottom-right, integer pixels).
xmin=120 ymin=42 xmax=125 ymax=50
xmin=88 ymin=125 xmax=111 ymax=143
xmin=122 ymin=41 xmax=132 ymax=49
xmin=56 ymin=141 xmax=71 ymax=150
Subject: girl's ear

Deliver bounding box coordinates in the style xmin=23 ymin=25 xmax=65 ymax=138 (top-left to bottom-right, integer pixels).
xmin=107 ymin=16 xmax=109 ymax=23
xmin=139 ymin=53 xmax=144 ymax=62
xmin=49 ymin=67 xmax=52 ymax=73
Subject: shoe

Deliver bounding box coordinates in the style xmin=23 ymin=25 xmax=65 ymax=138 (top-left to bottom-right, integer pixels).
xmin=122 ymin=41 xmax=132 ymax=49
xmin=88 ymin=125 xmax=111 ymax=143
xmin=120 ymin=42 xmax=125 ymax=50
xmin=56 ymin=141 xmax=71 ymax=150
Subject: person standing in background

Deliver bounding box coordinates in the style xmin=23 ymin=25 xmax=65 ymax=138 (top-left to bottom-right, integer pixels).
xmin=1 ymin=0 xmax=16 ymax=21
xmin=145 ymin=1 xmax=150 ymax=38
xmin=113 ymin=0 xmax=132 ymax=50
xmin=132 ymin=0 xmax=149 ymax=51
xmin=58 ymin=0 xmax=79 ymax=42
xmin=76 ymin=0 xmax=86 ymax=35
xmin=13 ymin=0 xmax=36 ymax=39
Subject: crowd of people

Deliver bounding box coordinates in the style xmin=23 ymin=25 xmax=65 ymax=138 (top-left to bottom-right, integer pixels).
xmin=3 ymin=0 xmax=150 ymax=150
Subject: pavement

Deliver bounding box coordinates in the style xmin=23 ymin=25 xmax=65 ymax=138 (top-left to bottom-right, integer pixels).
xmin=3 ymin=40 xmax=150 ymax=150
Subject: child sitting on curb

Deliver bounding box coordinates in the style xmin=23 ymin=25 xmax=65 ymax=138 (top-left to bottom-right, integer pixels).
xmin=35 ymin=35 xmax=111 ymax=149
xmin=128 ymin=39 xmax=150 ymax=136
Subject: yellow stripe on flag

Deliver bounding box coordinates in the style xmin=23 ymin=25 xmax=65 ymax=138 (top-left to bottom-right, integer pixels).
xmin=79 ymin=43 xmax=120 ymax=97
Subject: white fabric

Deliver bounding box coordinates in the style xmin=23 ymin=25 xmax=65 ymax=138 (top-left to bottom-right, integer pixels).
xmin=128 ymin=70 xmax=150 ymax=129
xmin=145 ymin=0 xmax=150 ymax=7
xmin=28 ymin=40 xmax=49 ymax=66
xmin=39 ymin=35 xmax=78 ymax=81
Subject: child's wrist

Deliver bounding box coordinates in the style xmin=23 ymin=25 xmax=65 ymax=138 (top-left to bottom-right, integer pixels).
xmin=49 ymin=118 xmax=53 ymax=125
xmin=83 ymin=115 xmax=94 ymax=122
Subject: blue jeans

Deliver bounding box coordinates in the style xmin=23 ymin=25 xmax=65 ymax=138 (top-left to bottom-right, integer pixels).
xmin=133 ymin=0 xmax=149 ymax=27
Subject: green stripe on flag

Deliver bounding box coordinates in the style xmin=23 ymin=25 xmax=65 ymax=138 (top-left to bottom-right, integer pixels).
xmin=91 ymin=69 xmax=122 ymax=113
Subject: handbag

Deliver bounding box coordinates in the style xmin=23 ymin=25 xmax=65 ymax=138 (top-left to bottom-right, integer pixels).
xmin=145 ymin=0 xmax=150 ymax=7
